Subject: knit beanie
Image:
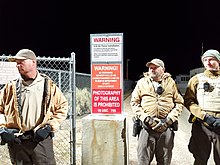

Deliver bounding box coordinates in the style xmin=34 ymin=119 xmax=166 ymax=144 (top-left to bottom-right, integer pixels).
xmin=201 ymin=49 xmax=220 ymax=62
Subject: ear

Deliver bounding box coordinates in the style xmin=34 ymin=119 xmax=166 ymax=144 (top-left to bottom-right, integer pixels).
xmin=31 ymin=60 xmax=37 ymax=67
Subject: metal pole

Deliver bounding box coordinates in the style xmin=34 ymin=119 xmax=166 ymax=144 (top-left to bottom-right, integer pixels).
xmin=58 ymin=71 xmax=61 ymax=89
xmin=70 ymin=52 xmax=76 ymax=165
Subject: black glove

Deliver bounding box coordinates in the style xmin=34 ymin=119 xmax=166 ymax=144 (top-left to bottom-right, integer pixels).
xmin=144 ymin=116 xmax=158 ymax=128
xmin=204 ymin=114 xmax=220 ymax=127
xmin=34 ymin=125 xmax=52 ymax=142
xmin=152 ymin=117 xmax=173 ymax=133
xmin=0 ymin=128 xmax=20 ymax=144
xmin=1 ymin=132 xmax=16 ymax=143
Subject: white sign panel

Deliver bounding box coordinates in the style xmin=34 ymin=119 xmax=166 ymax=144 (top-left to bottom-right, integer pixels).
xmin=90 ymin=33 xmax=123 ymax=62
xmin=0 ymin=62 xmax=20 ymax=84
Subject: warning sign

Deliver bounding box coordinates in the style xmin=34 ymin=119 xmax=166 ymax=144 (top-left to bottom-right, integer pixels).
xmin=90 ymin=33 xmax=123 ymax=114
xmin=92 ymin=89 xmax=122 ymax=114
xmin=91 ymin=64 xmax=120 ymax=89
xmin=0 ymin=62 xmax=20 ymax=84
xmin=91 ymin=34 xmax=123 ymax=62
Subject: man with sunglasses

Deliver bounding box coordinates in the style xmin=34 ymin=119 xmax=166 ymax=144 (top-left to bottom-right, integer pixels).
xmin=130 ymin=58 xmax=184 ymax=165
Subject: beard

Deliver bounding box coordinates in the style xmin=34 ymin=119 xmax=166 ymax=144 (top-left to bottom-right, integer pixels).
xmin=150 ymin=72 xmax=162 ymax=80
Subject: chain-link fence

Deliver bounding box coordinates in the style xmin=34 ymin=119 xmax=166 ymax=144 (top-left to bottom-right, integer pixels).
xmin=0 ymin=54 xmax=76 ymax=165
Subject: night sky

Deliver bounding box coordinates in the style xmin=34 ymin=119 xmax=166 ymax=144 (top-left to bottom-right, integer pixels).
xmin=1 ymin=1 xmax=220 ymax=80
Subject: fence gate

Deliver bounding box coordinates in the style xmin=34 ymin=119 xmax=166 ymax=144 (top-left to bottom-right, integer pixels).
xmin=0 ymin=53 xmax=76 ymax=165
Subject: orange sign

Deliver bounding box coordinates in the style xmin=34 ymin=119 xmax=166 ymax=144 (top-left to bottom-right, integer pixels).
xmin=92 ymin=64 xmax=121 ymax=89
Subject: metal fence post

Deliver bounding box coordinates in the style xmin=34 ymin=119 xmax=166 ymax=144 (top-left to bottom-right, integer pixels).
xmin=70 ymin=52 xmax=76 ymax=165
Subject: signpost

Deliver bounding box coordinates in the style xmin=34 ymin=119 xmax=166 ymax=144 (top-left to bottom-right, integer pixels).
xmin=82 ymin=33 xmax=127 ymax=164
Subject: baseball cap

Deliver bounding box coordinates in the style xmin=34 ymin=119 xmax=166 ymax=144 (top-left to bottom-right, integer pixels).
xmin=201 ymin=49 xmax=220 ymax=62
xmin=146 ymin=58 xmax=164 ymax=68
xmin=8 ymin=49 xmax=37 ymax=62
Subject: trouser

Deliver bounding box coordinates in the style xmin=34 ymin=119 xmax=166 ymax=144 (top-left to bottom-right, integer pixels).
xmin=137 ymin=127 xmax=174 ymax=165
xmin=8 ymin=135 xmax=56 ymax=165
xmin=188 ymin=121 xmax=220 ymax=165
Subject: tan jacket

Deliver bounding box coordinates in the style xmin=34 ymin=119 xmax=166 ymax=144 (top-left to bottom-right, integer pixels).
xmin=184 ymin=70 xmax=220 ymax=120
xmin=0 ymin=73 xmax=68 ymax=132
xmin=130 ymin=72 xmax=184 ymax=122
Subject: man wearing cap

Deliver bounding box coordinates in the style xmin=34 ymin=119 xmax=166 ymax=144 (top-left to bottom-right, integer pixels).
xmin=184 ymin=49 xmax=220 ymax=164
xmin=0 ymin=49 xmax=68 ymax=164
xmin=130 ymin=58 xmax=184 ymax=165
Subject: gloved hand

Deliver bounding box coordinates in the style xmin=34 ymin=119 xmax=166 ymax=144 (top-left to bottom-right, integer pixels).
xmin=152 ymin=117 xmax=173 ymax=133
xmin=204 ymin=114 xmax=220 ymax=127
xmin=34 ymin=124 xmax=52 ymax=142
xmin=0 ymin=128 xmax=20 ymax=144
xmin=144 ymin=116 xmax=159 ymax=128
xmin=1 ymin=132 xmax=16 ymax=143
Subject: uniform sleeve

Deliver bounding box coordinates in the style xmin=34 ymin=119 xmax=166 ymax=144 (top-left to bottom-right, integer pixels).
xmin=0 ymin=84 xmax=9 ymax=127
xmin=47 ymin=82 xmax=69 ymax=132
xmin=183 ymin=76 xmax=206 ymax=120
xmin=0 ymin=92 xmax=6 ymax=127
xmin=130 ymin=80 xmax=151 ymax=122
xmin=167 ymin=80 xmax=184 ymax=122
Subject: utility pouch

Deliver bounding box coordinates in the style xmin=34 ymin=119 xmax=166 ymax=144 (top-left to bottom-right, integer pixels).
xmin=132 ymin=116 xmax=142 ymax=137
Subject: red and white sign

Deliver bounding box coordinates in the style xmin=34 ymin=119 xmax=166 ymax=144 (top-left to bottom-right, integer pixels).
xmin=90 ymin=33 xmax=123 ymax=115
xmin=92 ymin=89 xmax=122 ymax=114
xmin=91 ymin=33 xmax=123 ymax=62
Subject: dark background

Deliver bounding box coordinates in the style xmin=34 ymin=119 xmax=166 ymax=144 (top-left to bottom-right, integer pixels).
xmin=0 ymin=1 xmax=220 ymax=80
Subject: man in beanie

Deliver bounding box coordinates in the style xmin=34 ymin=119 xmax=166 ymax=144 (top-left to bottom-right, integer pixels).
xmin=0 ymin=49 xmax=68 ymax=164
xmin=130 ymin=58 xmax=184 ymax=165
xmin=184 ymin=49 xmax=220 ymax=164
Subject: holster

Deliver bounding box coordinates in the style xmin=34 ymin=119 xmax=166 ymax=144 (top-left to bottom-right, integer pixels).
xmin=171 ymin=120 xmax=178 ymax=131
xmin=132 ymin=116 xmax=142 ymax=137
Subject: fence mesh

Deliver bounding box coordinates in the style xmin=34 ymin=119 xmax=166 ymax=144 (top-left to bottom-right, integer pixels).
xmin=0 ymin=54 xmax=75 ymax=165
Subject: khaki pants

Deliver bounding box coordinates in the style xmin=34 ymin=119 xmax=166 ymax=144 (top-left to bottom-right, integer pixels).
xmin=8 ymin=136 xmax=56 ymax=165
xmin=137 ymin=127 xmax=174 ymax=165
